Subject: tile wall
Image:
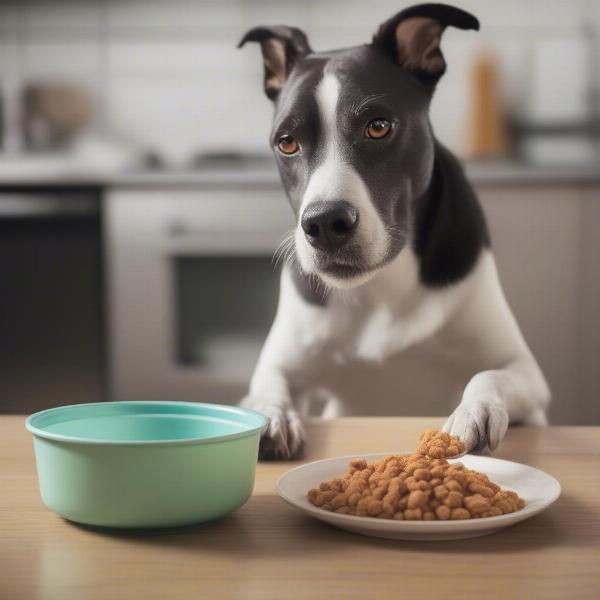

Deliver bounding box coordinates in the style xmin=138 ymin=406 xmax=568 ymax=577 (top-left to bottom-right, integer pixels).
xmin=0 ymin=0 xmax=598 ymax=163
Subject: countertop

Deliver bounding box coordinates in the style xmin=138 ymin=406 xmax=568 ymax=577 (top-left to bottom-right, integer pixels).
xmin=0 ymin=154 xmax=599 ymax=188
xmin=1 ymin=416 xmax=599 ymax=599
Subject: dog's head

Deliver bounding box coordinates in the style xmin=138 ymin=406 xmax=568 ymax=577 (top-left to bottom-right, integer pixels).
xmin=240 ymin=4 xmax=479 ymax=289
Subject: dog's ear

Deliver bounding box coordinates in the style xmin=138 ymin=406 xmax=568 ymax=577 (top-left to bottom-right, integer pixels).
xmin=238 ymin=26 xmax=312 ymax=101
xmin=372 ymin=3 xmax=479 ymax=90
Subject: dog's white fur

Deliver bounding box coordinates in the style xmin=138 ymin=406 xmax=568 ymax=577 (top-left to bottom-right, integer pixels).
xmin=242 ymin=73 xmax=550 ymax=457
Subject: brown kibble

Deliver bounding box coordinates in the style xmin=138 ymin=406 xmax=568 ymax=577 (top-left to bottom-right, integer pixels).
xmin=307 ymin=429 xmax=524 ymax=521
xmin=444 ymin=491 xmax=464 ymax=508
xmin=433 ymin=484 xmax=449 ymax=500
xmin=493 ymin=497 xmax=518 ymax=514
xmin=321 ymin=490 xmax=336 ymax=502
xmin=445 ymin=479 xmax=463 ymax=493
xmin=406 ymin=459 xmax=430 ymax=474
xmin=372 ymin=486 xmax=387 ymax=500
xmin=464 ymin=494 xmax=491 ymax=515
xmin=430 ymin=466 xmax=445 ymax=479
xmin=468 ymin=482 xmax=495 ymax=498
xmin=428 ymin=446 xmax=446 ymax=459
xmin=331 ymin=494 xmax=347 ymax=509
xmin=413 ymin=468 xmax=432 ymax=481
xmin=367 ymin=499 xmax=383 ymax=516
xmin=347 ymin=492 xmax=361 ymax=506
xmin=349 ymin=458 xmax=367 ymax=471
xmin=447 ymin=444 xmax=460 ymax=456
xmin=404 ymin=508 xmax=423 ymax=520
xmin=407 ymin=490 xmax=428 ymax=509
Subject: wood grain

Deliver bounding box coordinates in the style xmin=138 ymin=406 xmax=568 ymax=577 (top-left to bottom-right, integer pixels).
xmin=1 ymin=416 xmax=599 ymax=600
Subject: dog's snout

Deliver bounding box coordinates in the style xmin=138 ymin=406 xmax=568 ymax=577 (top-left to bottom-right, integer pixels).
xmin=301 ymin=200 xmax=358 ymax=250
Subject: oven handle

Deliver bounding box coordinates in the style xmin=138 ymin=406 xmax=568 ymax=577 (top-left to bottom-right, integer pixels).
xmin=0 ymin=193 xmax=98 ymax=218
xmin=165 ymin=218 xmax=293 ymax=238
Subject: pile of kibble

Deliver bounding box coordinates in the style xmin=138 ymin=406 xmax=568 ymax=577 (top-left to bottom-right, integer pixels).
xmin=307 ymin=429 xmax=525 ymax=520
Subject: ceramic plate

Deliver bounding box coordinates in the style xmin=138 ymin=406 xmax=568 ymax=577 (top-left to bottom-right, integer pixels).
xmin=277 ymin=453 xmax=561 ymax=541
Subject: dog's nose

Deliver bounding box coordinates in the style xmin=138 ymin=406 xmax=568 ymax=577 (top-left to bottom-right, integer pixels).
xmin=301 ymin=200 xmax=358 ymax=250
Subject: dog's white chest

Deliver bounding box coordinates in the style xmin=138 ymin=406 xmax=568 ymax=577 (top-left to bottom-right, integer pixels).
xmin=325 ymin=249 xmax=466 ymax=364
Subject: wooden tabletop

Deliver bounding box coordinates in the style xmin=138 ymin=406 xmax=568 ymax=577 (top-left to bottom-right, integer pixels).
xmin=1 ymin=416 xmax=599 ymax=600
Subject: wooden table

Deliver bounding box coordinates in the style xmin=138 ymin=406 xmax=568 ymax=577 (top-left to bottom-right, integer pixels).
xmin=1 ymin=416 xmax=599 ymax=600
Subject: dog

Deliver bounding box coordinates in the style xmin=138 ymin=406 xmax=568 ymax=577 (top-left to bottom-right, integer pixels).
xmin=238 ymin=3 xmax=550 ymax=460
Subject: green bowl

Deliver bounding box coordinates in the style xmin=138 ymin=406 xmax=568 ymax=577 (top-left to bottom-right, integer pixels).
xmin=26 ymin=401 xmax=269 ymax=529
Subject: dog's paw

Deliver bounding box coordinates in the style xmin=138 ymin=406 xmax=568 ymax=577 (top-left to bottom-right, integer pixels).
xmin=443 ymin=399 xmax=509 ymax=454
xmin=241 ymin=397 xmax=305 ymax=461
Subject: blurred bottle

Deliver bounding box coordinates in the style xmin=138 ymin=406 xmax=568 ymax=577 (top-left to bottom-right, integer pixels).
xmin=465 ymin=51 xmax=509 ymax=159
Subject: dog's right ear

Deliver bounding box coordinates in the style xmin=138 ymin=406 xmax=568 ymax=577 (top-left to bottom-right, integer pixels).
xmin=238 ymin=26 xmax=312 ymax=101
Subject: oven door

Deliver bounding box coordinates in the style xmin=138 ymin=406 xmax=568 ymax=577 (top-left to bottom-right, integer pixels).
xmin=106 ymin=185 xmax=293 ymax=403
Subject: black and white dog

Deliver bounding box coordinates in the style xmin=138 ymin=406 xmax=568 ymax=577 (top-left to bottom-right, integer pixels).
xmin=239 ymin=3 xmax=550 ymax=460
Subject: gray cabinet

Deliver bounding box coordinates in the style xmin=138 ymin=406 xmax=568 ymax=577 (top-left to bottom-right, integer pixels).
xmin=478 ymin=184 xmax=600 ymax=424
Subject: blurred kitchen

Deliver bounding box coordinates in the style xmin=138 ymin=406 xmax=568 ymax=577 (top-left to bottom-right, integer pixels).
xmin=0 ymin=0 xmax=598 ymax=425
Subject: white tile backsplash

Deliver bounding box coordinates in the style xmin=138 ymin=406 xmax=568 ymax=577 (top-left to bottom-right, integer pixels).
xmin=107 ymin=0 xmax=244 ymax=32
xmin=106 ymin=72 xmax=271 ymax=162
xmin=0 ymin=41 xmax=20 ymax=80
xmin=528 ymin=38 xmax=591 ymax=121
xmin=0 ymin=0 xmax=597 ymax=156
xmin=107 ymin=40 xmax=248 ymax=75
xmin=22 ymin=42 xmax=102 ymax=79
xmin=23 ymin=0 xmax=102 ymax=34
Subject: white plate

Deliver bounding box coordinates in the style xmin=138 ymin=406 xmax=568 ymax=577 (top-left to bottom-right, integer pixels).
xmin=277 ymin=453 xmax=561 ymax=541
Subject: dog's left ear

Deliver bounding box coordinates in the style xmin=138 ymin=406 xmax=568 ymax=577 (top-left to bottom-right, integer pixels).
xmin=372 ymin=3 xmax=479 ymax=90
xmin=238 ymin=26 xmax=312 ymax=101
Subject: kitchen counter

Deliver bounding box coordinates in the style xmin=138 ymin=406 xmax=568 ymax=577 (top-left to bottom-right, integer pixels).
xmin=0 ymin=154 xmax=599 ymax=188
xmin=1 ymin=416 xmax=599 ymax=599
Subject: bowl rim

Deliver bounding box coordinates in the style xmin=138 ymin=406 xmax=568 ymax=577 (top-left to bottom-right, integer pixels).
xmin=25 ymin=400 xmax=269 ymax=446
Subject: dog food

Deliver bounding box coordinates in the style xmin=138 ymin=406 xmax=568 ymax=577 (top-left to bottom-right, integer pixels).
xmin=307 ymin=430 xmax=525 ymax=520
xmin=415 ymin=428 xmax=465 ymax=458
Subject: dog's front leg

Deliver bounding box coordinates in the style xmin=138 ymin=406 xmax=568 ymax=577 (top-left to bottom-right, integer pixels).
xmin=443 ymin=357 xmax=550 ymax=453
xmin=241 ymin=267 xmax=320 ymax=460
xmin=241 ymin=360 xmax=305 ymax=460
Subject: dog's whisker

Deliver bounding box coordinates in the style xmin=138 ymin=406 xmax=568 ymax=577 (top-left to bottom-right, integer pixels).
xmin=273 ymin=230 xmax=296 ymax=270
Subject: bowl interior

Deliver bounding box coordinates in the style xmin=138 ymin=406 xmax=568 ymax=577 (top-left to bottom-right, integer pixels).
xmin=27 ymin=401 xmax=268 ymax=444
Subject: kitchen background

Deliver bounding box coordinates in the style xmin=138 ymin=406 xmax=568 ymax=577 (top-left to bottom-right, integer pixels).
xmin=0 ymin=0 xmax=599 ymax=425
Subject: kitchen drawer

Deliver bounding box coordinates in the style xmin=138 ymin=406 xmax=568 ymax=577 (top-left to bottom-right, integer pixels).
xmin=106 ymin=188 xmax=294 ymax=255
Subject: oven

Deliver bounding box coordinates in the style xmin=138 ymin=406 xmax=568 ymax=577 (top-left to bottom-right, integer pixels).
xmin=106 ymin=183 xmax=293 ymax=403
xmin=0 ymin=187 xmax=105 ymax=413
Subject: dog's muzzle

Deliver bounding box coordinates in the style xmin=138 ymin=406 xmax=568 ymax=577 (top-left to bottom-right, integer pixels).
xmin=300 ymin=200 xmax=358 ymax=252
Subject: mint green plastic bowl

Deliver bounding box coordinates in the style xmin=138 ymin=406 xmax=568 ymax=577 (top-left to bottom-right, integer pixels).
xmin=26 ymin=401 xmax=268 ymax=529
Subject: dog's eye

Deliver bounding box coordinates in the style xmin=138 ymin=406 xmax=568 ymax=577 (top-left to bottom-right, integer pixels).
xmin=366 ymin=118 xmax=391 ymax=139
xmin=277 ymin=135 xmax=300 ymax=155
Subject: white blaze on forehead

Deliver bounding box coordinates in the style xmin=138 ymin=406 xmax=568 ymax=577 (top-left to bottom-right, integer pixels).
xmin=317 ymin=72 xmax=339 ymax=147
